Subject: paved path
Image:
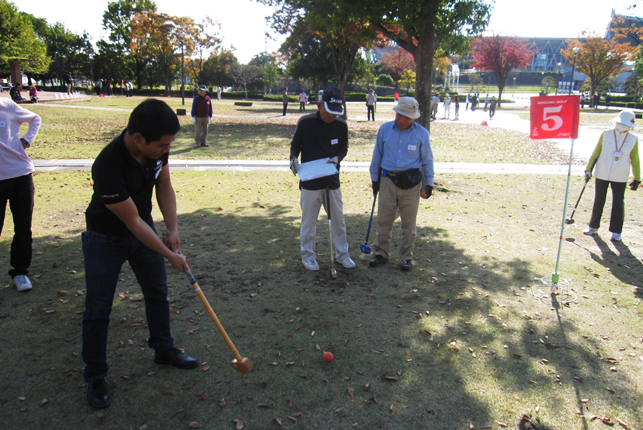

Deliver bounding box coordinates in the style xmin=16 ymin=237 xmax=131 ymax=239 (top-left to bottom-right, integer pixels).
xmin=33 ymin=158 xmax=586 ymax=175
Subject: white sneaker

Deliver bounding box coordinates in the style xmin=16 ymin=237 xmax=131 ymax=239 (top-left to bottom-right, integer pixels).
xmin=611 ymin=233 xmax=622 ymax=241
xmin=302 ymin=259 xmax=319 ymax=271
xmin=13 ymin=275 xmax=32 ymax=292
xmin=338 ymin=256 xmax=356 ymax=269
xmin=583 ymin=227 xmax=598 ymax=236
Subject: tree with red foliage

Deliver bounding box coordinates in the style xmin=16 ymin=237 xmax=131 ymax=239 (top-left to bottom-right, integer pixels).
xmin=472 ymin=36 xmax=533 ymax=107
xmin=379 ymin=47 xmax=415 ymax=84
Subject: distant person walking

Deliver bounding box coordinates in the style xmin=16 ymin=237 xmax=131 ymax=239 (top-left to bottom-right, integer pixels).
xmin=366 ymin=89 xmax=377 ymax=121
xmin=65 ymin=72 xmax=73 ymax=95
xmin=489 ymin=96 xmax=497 ymax=119
xmin=443 ymin=93 xmax=451 ymax=119
xmin=0 ymin=98 xmax=42 ymax=291
xmin=191 ymin=85 xmax=213 ymax=147
xmin=454 ymin=95 xmax=460 ymax=120
xmin=299 ymin=89 xmax=308 ymax=112
xmin=465 ymin=94 xmax=470 ymax=111
xmin=282 ymin=88 xmax=289 ymax=116
xmin=217 ymin=86 xmax=222 ymax=101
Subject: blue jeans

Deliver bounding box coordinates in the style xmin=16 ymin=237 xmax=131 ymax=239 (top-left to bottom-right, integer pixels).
xmin=0 ymin=173 xmax=34 ymax=278
xmin=82 ymin=229 xmax=174 ymax=383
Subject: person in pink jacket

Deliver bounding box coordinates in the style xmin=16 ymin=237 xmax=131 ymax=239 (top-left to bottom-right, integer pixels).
xmin=0 ymin=98 xmax=42 ymax=291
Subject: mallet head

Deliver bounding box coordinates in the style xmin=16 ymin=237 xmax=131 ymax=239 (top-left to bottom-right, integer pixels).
xmin=231 ymin=357 xmax=253 ymax=374
xmin=565 ymin=218 xmax=575 ymax=225
xmin=331 ymin=269 xmax=337 ymax=279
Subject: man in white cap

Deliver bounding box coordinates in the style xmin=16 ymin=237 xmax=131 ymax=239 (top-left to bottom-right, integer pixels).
xmin=191 ymin=85 xmax=212 ymax=147
xmin=368 ymin=97 xmax=434 ymax=271
xmin=289 ymin=87 xmax=356 ymax=271
xmin=584 ymin=109 xmax=640 ymax=241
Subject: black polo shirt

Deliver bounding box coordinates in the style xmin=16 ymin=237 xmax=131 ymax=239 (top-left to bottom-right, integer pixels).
xmin=85 ymin=130 xmax=168 ymax=236
xmin=289 ymin=111 xmax=349 ymax=191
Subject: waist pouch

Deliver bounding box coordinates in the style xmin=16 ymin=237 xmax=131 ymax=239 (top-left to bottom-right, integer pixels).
xmin=388 ymin=168 xmax=422 ymax=189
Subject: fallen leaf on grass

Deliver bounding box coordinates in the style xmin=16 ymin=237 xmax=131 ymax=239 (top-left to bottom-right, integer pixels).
xmin=40 ymin=399 xmax=48 ymax=406
xmin=189 ymin=422 xmax=203 ymax=429
xmin=617 ymin=419 xmax=629 ymax=428
xmin=257 ymin=403 xmax=269 ymax=408
xmin=381 ymin=376 xmax=399 ymax=381
xmin=545 ymin=343 xmax=559 ymax=350
xmin=347 ymin=387 xmax=355 ymax=398
xmin=273 ymin=418 xmax=282 ymax=426
xmin=233 ymin=419 xmax=244 ymax=429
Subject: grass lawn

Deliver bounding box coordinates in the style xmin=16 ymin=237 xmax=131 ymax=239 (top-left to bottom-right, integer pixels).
xmin=0 ymin=97 xmax=642 ymax=430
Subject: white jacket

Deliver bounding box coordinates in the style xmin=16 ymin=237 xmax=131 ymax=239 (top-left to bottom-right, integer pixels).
xmin=0 ymin=98 xmax=41 ymax=181
xmin=587 ymin=129 xmax=640 ymax=183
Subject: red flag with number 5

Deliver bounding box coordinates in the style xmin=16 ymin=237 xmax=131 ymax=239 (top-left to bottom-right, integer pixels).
xmin=530 ymin=95 xmax=580 ymax=139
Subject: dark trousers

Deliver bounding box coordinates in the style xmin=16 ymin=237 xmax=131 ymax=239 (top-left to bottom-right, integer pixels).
xmin=81 ymin=228 xmax=174 ymax=383
xmin=367 ymin=105 xmax=375 ymax=121
xmin=0 ymin=173 xmax=34 ymax=278
xmin=283 ymin=103 xmax=288 ymax=116
xmin=299 ymin=102 xmax=306 ymax=112
xmin=589 ymin=178 xmax=626 ymax=233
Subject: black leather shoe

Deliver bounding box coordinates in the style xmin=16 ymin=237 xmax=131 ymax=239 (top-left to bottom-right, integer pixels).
xmin=369 ymin=254 xmax=388 ymax=267
xmin=400 ymin=260 xmax=413 ymax=271
xmin=154 ymin=347 xmax=199 ymax=369
xmin=87 ymin=378 xmax=111 ymax=408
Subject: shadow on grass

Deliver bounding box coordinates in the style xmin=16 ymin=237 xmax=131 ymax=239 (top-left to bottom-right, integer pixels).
xmin=1 ymin=201 xmax=642 ymax=429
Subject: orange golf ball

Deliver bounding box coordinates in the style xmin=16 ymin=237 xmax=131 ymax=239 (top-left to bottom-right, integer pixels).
xmin=323 ymin=352 xmax=334 ymax=362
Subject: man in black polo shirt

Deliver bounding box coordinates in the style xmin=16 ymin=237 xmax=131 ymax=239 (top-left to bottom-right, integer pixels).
xmin=289 ymin=87 xmax=355 ymax=271
xmin=82 ymin=99 xmax=198 ymax=409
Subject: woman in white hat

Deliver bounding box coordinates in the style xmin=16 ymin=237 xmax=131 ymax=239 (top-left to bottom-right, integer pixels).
xmin=584 ymin=109 xmax=640 ymax=241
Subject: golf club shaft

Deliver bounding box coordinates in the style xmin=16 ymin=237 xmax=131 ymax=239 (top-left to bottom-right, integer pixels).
xmin=365 ymin=194 xmax=377 ymax=243
xmin=568 ymin=180 xmax=588 ymax=221
xmin=326 ymin=186 xmax=336 ymax=277
xmin=186 ymin=272 xmax=244 ymax=363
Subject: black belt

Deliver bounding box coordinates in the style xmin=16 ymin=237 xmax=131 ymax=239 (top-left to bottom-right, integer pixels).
xmin=387 ymin=169 xmax=415 ymax=177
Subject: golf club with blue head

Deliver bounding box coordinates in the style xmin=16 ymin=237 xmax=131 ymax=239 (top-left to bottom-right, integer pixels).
xmin=360 ymin=194 xmax=377 ymax=254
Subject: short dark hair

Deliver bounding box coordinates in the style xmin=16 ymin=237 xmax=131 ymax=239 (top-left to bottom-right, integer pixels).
xmin=127 ymin=99 xmax=180 ymax=143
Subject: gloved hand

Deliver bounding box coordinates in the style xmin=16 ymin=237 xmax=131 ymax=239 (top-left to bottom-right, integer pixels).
xmin=630 ymin=180 xmax=641 ymax=190
xmin=372 ymin=181 xmax=380 ymax=197
xmin=328 ymin=156 xmax=339 ymax=167
xmin=584 ymin=171 xmax=592 ymax=182
xmin=289 ymin=157 xmax=299 ymax=176
xmin=421 ymin=185 xmax=433 ymax=199
xmin=191 ymin=117 xmax=196 ymax=123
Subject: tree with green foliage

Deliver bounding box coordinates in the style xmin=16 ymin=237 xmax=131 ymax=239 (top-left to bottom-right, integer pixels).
xmin=0 ymin=1 xmax=50 ymax=83
xmin=249 ymin=53 xmax=281 ymax=93
xmin=101 ymin=0 xmax=157 ymax=88
xmin=32 ymin=20 xmax=94 ymax=89
xmin=130 ymin=11 xmax=198 ymax=96
xmin=364 ymin=0 xmax=491 ymax=127
xmin=399 ymin=70 xmax=416 ymax=93
xmin=262 ymin=0 xmax=384 ymax=117
xmin=185 ymin=17 xmax=222 ymax=88
xmin=376 ymin=74 xmax=394 ymax=87
xmin=199 ymin=49 xmax=237 ymax=89
xmin=541 ymin=76 xmax=557 ymax=95
xmin=281 ymin=31 xmax=335 ymax=97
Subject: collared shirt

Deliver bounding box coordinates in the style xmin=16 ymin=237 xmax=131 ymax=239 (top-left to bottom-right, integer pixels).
xmin=85 ymin=130 xmax=168 ymax=236
xmin=369 ymin=121 xmax=434 ymax=186
xmin=290 ymin=111 xmax=348 ymax=191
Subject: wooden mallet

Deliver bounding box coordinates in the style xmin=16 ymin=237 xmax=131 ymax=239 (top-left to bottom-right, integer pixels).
xmin=185 ymin=271 xmax=253 ymax=374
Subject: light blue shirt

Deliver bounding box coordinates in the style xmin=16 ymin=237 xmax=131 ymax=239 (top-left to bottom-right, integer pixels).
xmin=369 ymin=120 xmax=434 ymax=186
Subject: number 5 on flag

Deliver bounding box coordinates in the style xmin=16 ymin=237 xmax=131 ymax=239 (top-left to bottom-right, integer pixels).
xmin=530 ymin=95 xmax=580 ymax=140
